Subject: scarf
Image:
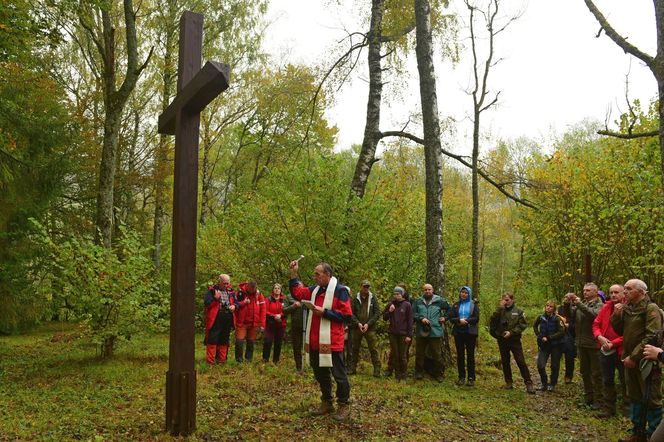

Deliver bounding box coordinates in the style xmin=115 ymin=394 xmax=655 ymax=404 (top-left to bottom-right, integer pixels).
xmin=459 ymin=298 xmax=472 ymax=321
xmin=305 ymin=276 xmax=337 ymax=367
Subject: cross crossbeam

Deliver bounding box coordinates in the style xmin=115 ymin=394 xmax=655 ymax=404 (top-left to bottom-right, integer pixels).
xmin=158 ymin=61 xmax=230 ymax=135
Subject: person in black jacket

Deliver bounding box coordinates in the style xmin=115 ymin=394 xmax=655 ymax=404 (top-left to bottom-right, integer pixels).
xmin=449 ymin=286 xmax=480 ymax=386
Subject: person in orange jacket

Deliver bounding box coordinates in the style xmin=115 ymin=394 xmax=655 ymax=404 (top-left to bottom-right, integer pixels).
xmin=234 ymin=280 xmax=266 ymax=362
xmin=204 ymin=274 xmax=237 ymax=365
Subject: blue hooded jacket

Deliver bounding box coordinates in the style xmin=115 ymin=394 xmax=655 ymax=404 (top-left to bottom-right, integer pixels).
xmin=450 ymin=286 xmax=480 ymax=335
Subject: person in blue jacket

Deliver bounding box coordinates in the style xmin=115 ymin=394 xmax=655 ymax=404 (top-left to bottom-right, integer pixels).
xmin=449 ymin=286 xmax=480 ymax=386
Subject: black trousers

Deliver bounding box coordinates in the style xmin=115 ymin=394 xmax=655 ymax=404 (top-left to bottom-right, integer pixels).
xmin=536 ymin=344 xmax=562 ymax=386
xmin=454 ymin=333 xmax=477 ymax=381
xmin=207 ymin=311 xmax=233 ymax=345
xmin=415 ymin=336 xmax=443 ymax=376
xmin=310 ymin=351 xmax=350 ymax=404
xmin=262 ymin=323 xmax=285 ymax=362
xmin=291 ymin=327 xmax=304 ymax=370
xmin=562 ymin=333 xmax=576 ymax=380
xmin=389 ymin=333 xmax=409 ymax=378
xmin=498 ymin=337 xmax=532 ymax=384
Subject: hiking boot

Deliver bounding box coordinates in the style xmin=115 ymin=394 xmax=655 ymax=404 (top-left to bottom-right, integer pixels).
xmin=373 ymin=366 xmax=381 ymax=378
xmin=466 ymin=379 xmax=475 ymax=387
xmin=383 ymin=370 xmax=393 ymax=378
xmin=546 ymin=385 xmax=554 ymax=392
xmin=415 ymin=372 xmax=423 ymax=380
xmin=501 ymin=383 xmax=513 ymax=390
xmin=311 ymin=400 xmax=334 ymax=416
xmin=435 ymin=376 xmax=444 ymax=383
xmin=564 ymin=377 xmax=572 ymax=384
xmin=526 ymin=383 xmax=536 ymax=394
xmin=332 ymin=403 xmax=350 ymax=422
xmin=537 ymin=385 xmax=548 ymax=392
xmin=455 ymin=378 xmax=466 ymax=386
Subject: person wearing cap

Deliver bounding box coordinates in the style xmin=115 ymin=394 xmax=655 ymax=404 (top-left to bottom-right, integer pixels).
xmin=489 ymin=292 xmax=535 ymax=393
xmin=592 ymin=284 xmax=626 ymax=417
xmin=571 ymin=283 xmax=604 ymax=409
xmin=612 ymin=279 xmax=663 ymax=442
xmin=449 ymin=286 xmax=480 ymax=386
xmin=349 ymin=280 xmax=382 ymax=377
xmin=383 ymin=286 xmax=413 ymax=381
xmin=412 ymin=283 xmax=449 ymax=382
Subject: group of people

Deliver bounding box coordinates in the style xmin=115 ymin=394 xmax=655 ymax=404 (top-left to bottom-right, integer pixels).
xmin=203 ymin=264 xmax=664 ymax=440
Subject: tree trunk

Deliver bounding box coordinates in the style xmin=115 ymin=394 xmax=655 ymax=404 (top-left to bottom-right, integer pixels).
xmin=101 ymin=335 xmax=116 ymax=359
xmin=415 ymin=0 xmax=445 ymax=294
xmin=96 ymin=106 xmax=123 ymax=247
xmin=472 ymin=110 xmax=480 ymax=299
xmin=152 ymin=0 xmax=177 ymax=267
xmin=200 ymin=116 xmax=212 ymax=228
xmin=92 ymin=0 xmax=149 ymax=247
xmin=349 ymin=0 xmax=385 ymax=200
xmin=651 ymin=0 xmax=664 ymax=202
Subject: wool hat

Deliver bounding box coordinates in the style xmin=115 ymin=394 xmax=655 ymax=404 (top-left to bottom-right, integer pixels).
xmin=393 ymin=286 xmax=405 ymax=295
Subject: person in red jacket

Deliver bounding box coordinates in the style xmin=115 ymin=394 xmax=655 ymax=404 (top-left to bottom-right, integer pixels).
xmin=234 ymin=281 xmax=266 ymax=362
xmin=593 ymin=283 xmax=626 ymax=417
xmin=288 ymin=259 xmax=353 ymax=422
xmin=263 ymin=283 xmax=288 ymax=363
xmin=204 ymin=274 xmax=237 ymax=365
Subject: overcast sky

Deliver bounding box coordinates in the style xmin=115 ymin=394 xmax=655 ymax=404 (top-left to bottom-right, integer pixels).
xmin=264 ymin=0 xmax=656 ymax=154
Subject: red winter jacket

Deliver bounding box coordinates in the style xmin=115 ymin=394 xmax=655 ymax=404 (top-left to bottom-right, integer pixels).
xmin=234 ymin=282 xmax=266 ymax=328
xmin=204 ymin=284 xmax=236 ymax=341
xmin=592 ymin=300 xmax=624 ymax=357
xmin=266 ymin=294 xmax=287 ymax=329
xmin=288 ymin=278 xmax=352 ymax=352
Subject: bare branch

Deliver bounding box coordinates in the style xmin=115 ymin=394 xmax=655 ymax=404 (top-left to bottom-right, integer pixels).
xmin=583 ymin=0 xmax=655 ymax=69
xmin=378 ymin=131 xmax=538 ymax=209
xmin=597 ymin=130 xmax=658 ymax=139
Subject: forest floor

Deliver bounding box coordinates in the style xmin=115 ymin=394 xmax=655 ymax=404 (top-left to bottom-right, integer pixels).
xmin=0 ymin=322 xmax=631 ymax=441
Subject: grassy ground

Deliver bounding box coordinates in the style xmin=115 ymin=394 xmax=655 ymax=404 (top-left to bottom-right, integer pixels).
xmin=0 ymin=323 xmax=631 ymax=441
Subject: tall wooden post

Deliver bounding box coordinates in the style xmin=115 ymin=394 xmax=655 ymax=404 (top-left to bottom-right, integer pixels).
xmin=158 ymin=11 xmax=230 ymax=436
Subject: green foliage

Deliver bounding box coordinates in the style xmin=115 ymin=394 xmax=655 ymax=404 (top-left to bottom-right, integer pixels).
xmin=0 ymin=7 xmax=76 ymax=332
xmin=517 ymin=105 xmax=664 ymax=300
xmin=30 ymin=224 xmax=168 ymax=357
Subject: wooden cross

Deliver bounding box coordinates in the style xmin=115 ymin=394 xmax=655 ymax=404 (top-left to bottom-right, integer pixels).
xmin=157 ymin=11 xmax=230 ymax=436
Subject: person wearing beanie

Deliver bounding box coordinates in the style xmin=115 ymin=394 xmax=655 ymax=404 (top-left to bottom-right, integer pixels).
xmin=383 ymin=286 xmax=413 ymax=381
xmin=449 ymin=286 xmax=480 ymax=386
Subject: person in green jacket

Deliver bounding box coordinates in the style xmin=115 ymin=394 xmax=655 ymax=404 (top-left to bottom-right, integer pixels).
xmin=413 ymin=283 xmax=449 ymax=382
xmin=490 ymin=292 xmax=535 ymax=394
xmin=612 ymin=279 xmax=663 ymax=442
xmin=349 ymin=280 xmax=382 ymax=377
xmin=571 ymin=283 xmax=604 ymax=409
